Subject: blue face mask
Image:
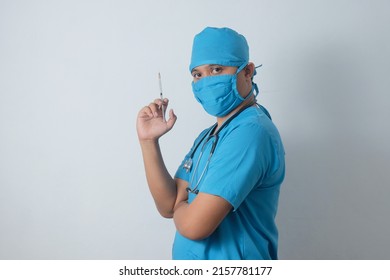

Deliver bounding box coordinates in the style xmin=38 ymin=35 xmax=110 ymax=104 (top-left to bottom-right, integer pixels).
xmin=192 ymin=64 xmax=252 ymax=117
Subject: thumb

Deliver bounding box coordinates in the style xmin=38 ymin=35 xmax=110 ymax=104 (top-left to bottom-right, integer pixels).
xmin=166 ymin=109 xmax=177 ymax=130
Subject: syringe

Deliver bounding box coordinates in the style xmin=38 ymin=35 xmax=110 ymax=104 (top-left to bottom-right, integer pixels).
xmin=158 ymin=72 xmax=165 ymax=122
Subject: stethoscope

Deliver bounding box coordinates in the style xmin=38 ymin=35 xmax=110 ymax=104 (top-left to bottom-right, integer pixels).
xmin=184 ymin=102 xmax=263 ymax=194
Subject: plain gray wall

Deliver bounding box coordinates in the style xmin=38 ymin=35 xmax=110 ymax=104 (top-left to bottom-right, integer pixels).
xmin=1 ymin=0 xmax=389 ymax=259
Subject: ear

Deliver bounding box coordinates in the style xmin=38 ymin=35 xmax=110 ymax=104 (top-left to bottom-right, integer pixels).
xmin=244 ymin=62 xmax=255 ymax=79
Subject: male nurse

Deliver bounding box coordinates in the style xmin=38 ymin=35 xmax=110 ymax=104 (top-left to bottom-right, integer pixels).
xmin=136 ymin=27 xmax=285 ymax=259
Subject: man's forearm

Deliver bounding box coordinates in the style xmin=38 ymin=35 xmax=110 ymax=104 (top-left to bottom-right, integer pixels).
xmin=140 ymin=139 xmax=177 ymax=217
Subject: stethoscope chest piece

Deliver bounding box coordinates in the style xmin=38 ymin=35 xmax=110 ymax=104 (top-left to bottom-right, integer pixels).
xmin=183 ymin=158 xmax=193 ymax=173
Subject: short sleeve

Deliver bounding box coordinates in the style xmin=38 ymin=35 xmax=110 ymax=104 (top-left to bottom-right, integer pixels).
xmin=199 ymin=123 xmax=280 ymax=210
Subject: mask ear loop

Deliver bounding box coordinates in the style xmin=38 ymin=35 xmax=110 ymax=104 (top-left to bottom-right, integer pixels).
xmin=236 ymin=63 xmax=249 ymax=74
xmin=252 ymin=64 xmax=262 ymax=97
xmin=233 ymin=62 xmax=252 ymax=100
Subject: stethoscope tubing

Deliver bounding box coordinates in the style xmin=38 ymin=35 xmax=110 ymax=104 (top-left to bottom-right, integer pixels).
xmin=185 ymin=102 xmax=257 ymax=194
xmin=186 ymin=134 xmax=218 ymax=194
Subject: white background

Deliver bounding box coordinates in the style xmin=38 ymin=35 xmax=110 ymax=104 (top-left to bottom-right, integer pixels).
xmin=1 ymin=0 xmax=389 ymax=259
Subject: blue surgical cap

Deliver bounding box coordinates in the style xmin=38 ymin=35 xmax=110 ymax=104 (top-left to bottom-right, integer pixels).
xmin=189 ymin=27 xmax=249 ymax=72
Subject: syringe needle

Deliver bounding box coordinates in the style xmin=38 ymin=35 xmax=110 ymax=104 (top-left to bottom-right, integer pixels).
xmin=158 ymin=72 xmax=166 ymax=122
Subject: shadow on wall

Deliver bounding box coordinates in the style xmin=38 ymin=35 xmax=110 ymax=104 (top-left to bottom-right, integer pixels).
xmin=278 ymin=39 xmax=390 ymax=259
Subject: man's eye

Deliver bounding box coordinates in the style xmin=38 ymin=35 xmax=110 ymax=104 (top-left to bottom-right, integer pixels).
xmin=211 ymin=67 xmax=223 ymax=74
xmin=192 ymin=72 xmax=201 ymax=79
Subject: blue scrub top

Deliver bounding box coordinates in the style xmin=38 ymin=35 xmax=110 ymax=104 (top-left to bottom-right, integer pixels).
xmin=174 ymin=106 xmax=285 ymax=260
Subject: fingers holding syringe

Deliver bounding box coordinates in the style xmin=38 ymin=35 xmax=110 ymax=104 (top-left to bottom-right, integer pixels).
xmin=152 ymin=98 xmax=169 ymax=117
xmin=154 ymin=98 xmax=168 ymax=108
xmin=152 ymin=98 xmax=176 ymax=129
